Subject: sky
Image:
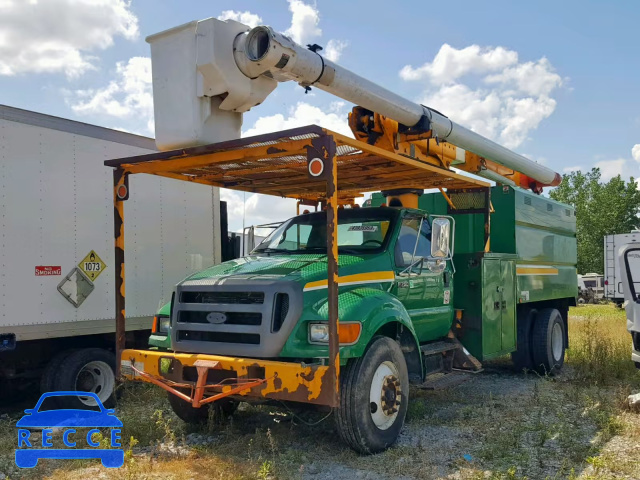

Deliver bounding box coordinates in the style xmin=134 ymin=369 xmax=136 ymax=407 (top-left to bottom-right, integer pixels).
xmin=1 ymin=0 xmax=639 ymax=232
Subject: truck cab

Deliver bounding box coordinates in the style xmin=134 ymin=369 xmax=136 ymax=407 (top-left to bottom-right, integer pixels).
xmin=151 ymin=206 xmax=452 ymax=367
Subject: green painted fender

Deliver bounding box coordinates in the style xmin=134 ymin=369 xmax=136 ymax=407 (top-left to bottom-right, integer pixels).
xmin=281 ymin=287 xmax=422 ymax=377
xmin=341 ymin=288 xmax=420 ymax=359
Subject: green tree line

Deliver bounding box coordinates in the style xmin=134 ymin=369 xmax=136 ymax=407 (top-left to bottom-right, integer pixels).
xmin=549 ymin=168 xmax=640 ymax=274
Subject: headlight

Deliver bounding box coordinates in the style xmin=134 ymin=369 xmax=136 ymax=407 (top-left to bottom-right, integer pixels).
xmin=154 ymin=315 xmax=170 ymax=335
xmin=309 ymin=323 xmax=330 ymax=343
xmin=308 ymin=322 xmax=361 ymax=345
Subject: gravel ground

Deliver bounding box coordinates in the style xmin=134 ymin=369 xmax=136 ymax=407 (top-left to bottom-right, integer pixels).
xmin=1 ymin=366 xmax=638 ymax=480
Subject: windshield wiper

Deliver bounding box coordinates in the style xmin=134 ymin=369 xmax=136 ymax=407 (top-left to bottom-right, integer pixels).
xmin=253 ymin=247 xmax=289 ymax=254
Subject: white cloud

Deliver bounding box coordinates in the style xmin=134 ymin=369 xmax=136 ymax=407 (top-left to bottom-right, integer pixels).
xmin=284 ymin=0 xmax=322 ymax=44
xmin=324 ymin=39 xmax=348 ymax=62
xmin=217 ymin=10 xmax=262 ymax=28
xmin=400 ymin=44 xmax=563 ymax=149
xmin=632 ymin=144 xmax=640 ymax=163
xmin=0 ymin=0 xmax=138 ymax=78
xmin=243 ymin=101 xmax=352 ymax=137
xmin=221 ymin=189 xmax=297 ymax=233
xmin=595 ymin=158 xmax=626 ymax=181
xmin=70 ymin=56 xmax=153 ymax=134
xmin=563 ymin=165 xmax=583 ymax=173
xmin=400 ymin=44 xmax=517 ymax=84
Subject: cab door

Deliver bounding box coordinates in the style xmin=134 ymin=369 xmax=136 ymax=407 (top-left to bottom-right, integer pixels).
xmin=392 ymin=214 xmax=452 ymax=342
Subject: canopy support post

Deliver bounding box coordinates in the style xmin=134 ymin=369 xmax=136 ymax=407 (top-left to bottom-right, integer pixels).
xmin=306 ymin=134 xmax=340 ymax=407
xmin=113 ymin=168 xmax=128 ymax=378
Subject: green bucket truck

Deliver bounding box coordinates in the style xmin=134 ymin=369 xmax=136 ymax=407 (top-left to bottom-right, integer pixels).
xmin=108 ymin=16 xmax=576 ymax=454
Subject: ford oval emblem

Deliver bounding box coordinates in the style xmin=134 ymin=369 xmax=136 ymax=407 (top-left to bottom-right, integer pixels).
xmin=206 ymin=312 xmax=227 ymax=324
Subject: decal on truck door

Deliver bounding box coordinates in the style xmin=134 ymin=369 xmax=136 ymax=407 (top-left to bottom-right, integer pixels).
xmin=78 ymin=250 xmax=107 ymax=281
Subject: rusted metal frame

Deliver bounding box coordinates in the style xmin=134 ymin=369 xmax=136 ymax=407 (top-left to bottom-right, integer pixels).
xmin=259 ymin=166 xmax=420 ymax=195
xmin=305 ymin=135 xmax=340 ymax=408
xmin=205 ymin=156 xmax=404 ymax=185
xmin=148 ymin=171 xmax=222 ymax=188
xmin=224 ymin=169 xmax=313 ymax=189
xmin=484 ymin=187 xmax=492 ymax=253
xmin=267 ymin=165 xmax=419 ymax=193
xmin=123 ymin=139 xmax=315 ymax=175
xmin=438 ymin=188 xmax=457 ymax=210
xmin=104 ymin=124 xmax=326 ymax=168
xmin=325 ymin=138 xmax=340 ymax=408
xmin=129 ymin=363 xmax=268 ymax=406
xmin=196 ymin=378 xmax=269 ymax=406
xmin=113 ymin=168 xmax=127 ymax=378
xmin=215 ymin=156 xmax=407 ymax=188
xmin=331 ymin=132 xmax=491 ymax=189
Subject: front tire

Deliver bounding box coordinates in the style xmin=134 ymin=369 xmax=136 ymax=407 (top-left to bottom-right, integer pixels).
xmin=335 ymin=336 xmax=409 ymax=454
xmin=531 ymin=308 xmax=565 ymax=374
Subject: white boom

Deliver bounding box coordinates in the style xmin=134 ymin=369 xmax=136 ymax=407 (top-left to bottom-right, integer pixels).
xmin=147 ymin=18 xmax=561 ymax=187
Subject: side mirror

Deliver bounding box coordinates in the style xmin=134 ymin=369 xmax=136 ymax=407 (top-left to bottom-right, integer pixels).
xmin=431 ymin=218 xmax=450 ymax=258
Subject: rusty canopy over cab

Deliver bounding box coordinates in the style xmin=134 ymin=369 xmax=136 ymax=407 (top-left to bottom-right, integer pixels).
xmin=105 ymin=125 xmax=488 ymax=201
xmin=105 ymin=125 xmax=489 ymax=408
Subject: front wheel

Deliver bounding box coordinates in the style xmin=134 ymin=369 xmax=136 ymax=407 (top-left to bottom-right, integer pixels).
xmin=335 ymin=336 xmax=409 ymax=454
xmin=531 ymin=308 xmax=566 ymax=374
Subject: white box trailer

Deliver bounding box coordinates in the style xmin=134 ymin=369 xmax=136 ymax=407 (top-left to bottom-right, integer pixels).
xmin=0 ymin=105 xmax=222 ymax=408
xmin=604 ymin=232 xmax=640 ymax=306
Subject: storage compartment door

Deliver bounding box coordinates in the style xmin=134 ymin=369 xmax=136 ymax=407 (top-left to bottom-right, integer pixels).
xmin=482 ymin=258 xmax=502 ymax=357
xmin=500 ymin=259 xmax=516 ymax=352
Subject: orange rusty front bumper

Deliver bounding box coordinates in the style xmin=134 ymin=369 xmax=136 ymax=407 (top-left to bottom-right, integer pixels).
xmin=120 ymin=349 xmax=336 ymax=406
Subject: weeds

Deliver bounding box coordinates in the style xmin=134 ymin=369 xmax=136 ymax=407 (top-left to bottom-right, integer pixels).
xmin=566 ymin=305 xmax=639 ymax=385
xmin=0 ymin=304 xmax=637 ymax=480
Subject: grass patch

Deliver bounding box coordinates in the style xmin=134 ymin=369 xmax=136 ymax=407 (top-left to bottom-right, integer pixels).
xmin=0 ymin=304 xmax=638 ymax=479
xmin=566 ymin=304 xmax=639 ymax=385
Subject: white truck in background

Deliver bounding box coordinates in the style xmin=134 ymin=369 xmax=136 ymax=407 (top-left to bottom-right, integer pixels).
xmin=617 ymin=243 xmax=640 ymax=369
xmin=0 ymin=105 xmax=222 ymax=408
xmin=605 ymin=232 xmax=640 ymax=306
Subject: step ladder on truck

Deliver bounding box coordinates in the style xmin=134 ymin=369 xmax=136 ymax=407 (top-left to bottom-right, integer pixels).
xmin=106 ymin=17 xmax=578 ymax=454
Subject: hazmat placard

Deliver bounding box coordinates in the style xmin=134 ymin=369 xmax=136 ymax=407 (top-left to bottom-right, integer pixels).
xmin=78 ymin=250 xmax=107 ymax=281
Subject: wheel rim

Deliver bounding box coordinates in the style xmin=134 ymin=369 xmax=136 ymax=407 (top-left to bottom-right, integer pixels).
xmin=551 ymin=322 xmax=564 ymax=362
xmin=74 ymin=360 xmax=115 ymax=406
xmin=369 ymin=360 xmax=402 ymax=431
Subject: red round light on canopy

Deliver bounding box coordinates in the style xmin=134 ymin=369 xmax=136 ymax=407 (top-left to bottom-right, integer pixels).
xmin=309 ymin=157 xmax=324 ymax=177
xmin=116 ymin=184 xmax=128 ymax=199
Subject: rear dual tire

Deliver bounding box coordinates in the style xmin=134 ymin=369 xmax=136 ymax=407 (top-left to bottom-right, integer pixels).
xmin=512 ymin=307 xmax=565 ymax=374
xmin=40 ymin=348 xmax=116 ymax=408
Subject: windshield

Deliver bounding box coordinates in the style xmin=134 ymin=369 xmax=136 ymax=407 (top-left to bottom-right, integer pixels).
xmin=253 ymin=208 xmax=397 ymax=254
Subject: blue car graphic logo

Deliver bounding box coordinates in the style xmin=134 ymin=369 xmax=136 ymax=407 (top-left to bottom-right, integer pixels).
xmin=15 ymin=391 xmax=124 ymax=468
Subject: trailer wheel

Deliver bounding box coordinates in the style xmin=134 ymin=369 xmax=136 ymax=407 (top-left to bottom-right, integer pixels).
xmin=511 ymin=308 xmax=536 ymax=371
xmin=335 ymin=336 xmax=409 ymax=454
xmin=531 ymin=308 xmax=565 ymax=374
xmin=54 ymin=348 xmax=116 ymax=408
xmin=40 ymin=349 xmax=76 ymax=395
xmin=167 ymin=389 xmax=238 ymax=425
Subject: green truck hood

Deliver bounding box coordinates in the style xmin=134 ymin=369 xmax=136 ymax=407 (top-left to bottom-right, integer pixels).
xmin=182 ymin=253 xmax=389 ymax=286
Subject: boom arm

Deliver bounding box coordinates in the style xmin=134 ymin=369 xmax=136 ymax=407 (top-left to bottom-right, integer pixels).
xmin=146 ymin=18 xmax=561 ymax=191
